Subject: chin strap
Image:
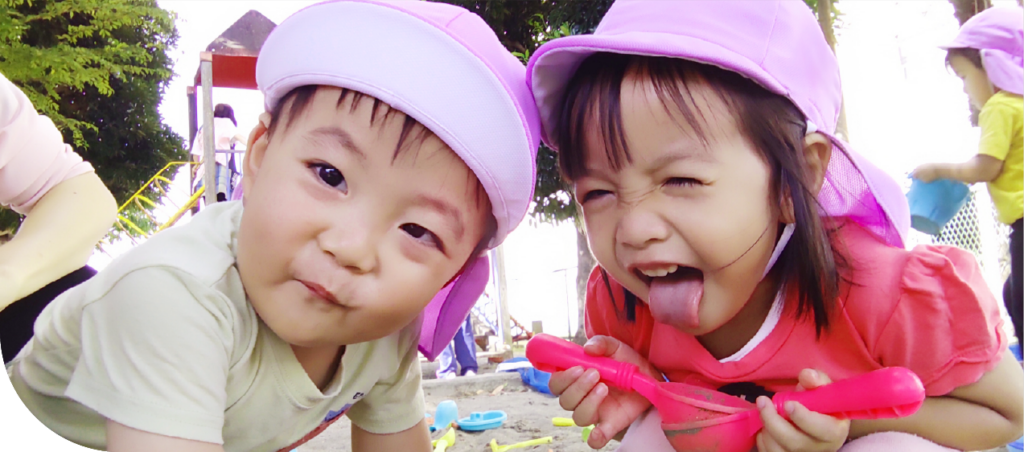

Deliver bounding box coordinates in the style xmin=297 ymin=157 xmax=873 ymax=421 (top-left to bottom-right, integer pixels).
xmin=762 ymin=223 xmax=795 ymax=279
xmin=758 ymin=120 xmax=816 ymax=279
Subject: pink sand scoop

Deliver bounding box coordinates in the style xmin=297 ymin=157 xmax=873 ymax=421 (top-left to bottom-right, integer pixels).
xmin=526 ymin=334 xmax=925 ymax=452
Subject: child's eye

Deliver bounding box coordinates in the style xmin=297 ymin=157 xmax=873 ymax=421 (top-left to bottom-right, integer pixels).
xmin=578 ymin=190 xmax=612 ymax=204
xmin=665 ymin=177 xmax=702 ymax=187
xmin=310 ymin=163 xmax=347 ymax=191
xmin=401 ymin=223 xmax=445 ymax=253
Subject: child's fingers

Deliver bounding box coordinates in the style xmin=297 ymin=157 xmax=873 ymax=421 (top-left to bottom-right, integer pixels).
xmin=586 ymin=409 xmax=621 ymax=450
xmin=758 ymin=396 xmax=815 ymax=450
xmin=795 ymin=368 xmax=833 ymax=392
xmin=548 ymin=366 xmax=584 ymax=397
xmin=584 ymin=335 xmax=662 ymax=380
xmin=582 ymin=335 xmax=618 ymax=357
xmin=586 ymin=424 xmax=613 ymax=449
xmin=784 ymin=401 xmax=849 ymax=444
xmin=756 ymin=431 xmax=786 ymax=452
xmin=572 ymin=382 xmax=609 ymax=430
xmin=556 ymin=368 xmax=602 ymax=412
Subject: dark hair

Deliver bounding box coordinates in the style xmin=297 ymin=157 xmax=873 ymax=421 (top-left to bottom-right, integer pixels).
xmin=945 ymin=47 xmax=984 ymax=71
xmin=267 ymin=85 xmax=433 ymax=162
xmin=213 ymin=103 xmax=237 ymax=127
xmin=558 ymin=53 xmax=846 ymax=336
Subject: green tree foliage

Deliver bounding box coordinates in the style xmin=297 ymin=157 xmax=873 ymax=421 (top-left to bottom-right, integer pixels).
xmin=0 ymin=0 xmax=185 ymax=237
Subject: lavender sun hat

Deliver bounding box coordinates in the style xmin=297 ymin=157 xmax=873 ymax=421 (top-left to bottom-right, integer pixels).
xmin=258 ymin=0 xmax=541 ymax=360
xmin=940 ymin=5 xmax=1024 ymax=96
xmin=527 ymin=0 xmax=910 ymax=248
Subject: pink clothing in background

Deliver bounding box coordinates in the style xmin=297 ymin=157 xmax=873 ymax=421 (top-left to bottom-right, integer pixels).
xmin=0 ymin=73 xmax=94 ymax=215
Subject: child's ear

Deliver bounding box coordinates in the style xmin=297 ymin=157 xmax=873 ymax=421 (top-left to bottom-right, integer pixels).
xmin=241 ymin=113 xmax=272 ymax=199
xmin=802 ymin=132 xmax=832 ymax=196
xmin=781 ymin=132 xmax=832 ymax=224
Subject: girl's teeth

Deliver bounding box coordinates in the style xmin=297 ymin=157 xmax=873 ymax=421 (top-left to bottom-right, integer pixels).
xmin=641 ymin=265 xmax=678 ymax=278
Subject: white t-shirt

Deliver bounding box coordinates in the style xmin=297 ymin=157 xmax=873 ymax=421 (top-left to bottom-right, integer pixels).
xmin=7 ymin=202 xmax=426 ymax=451
xmin=190 ymin=117 xmax=238 ymax=167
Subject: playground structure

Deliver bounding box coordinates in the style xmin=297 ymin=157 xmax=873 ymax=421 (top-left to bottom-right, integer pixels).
xmin=98 ymin=11 xmax=275 ymax=251
xmin=100 ymin=162 xmax=204 ymax=249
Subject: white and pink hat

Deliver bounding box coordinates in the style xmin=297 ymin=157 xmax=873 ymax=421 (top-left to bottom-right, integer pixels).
xmin=528 ymin=0 xmax=911 ymax=249
xmin=257 ymin=0 xmax=541 ymax=360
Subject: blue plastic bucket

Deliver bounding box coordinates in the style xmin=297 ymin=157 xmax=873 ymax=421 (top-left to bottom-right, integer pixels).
xmin=906 ymin=178 xmax=969 ymax=236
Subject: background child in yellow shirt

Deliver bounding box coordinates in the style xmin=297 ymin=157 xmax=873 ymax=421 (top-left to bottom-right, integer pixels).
xmin=913 ymin=6 xmax=1023 ymax=351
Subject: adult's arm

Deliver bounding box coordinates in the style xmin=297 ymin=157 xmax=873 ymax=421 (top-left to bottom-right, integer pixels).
xmin=0 ymin=73 xmax=116 ymax=309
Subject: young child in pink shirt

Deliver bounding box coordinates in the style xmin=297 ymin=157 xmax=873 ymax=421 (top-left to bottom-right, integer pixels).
xmin=527 ymin=1 xmax=1023 ymax=450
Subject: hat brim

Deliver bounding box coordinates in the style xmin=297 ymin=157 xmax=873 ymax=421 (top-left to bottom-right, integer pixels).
xmin=527 ymin=32 xmax=791 ymax=150
xmin=418 ymin=254 xmax=489 ymax=361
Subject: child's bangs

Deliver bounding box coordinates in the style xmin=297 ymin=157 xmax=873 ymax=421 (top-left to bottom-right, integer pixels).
xmin=268 ymin=85 xmax=435 ymax=162
xmin=556 ymin=54 xmax=747 ymax=181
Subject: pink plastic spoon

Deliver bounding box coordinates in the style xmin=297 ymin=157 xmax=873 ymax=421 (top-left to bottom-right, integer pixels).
xmin=526 ymin=334 xmax=925 ymax=452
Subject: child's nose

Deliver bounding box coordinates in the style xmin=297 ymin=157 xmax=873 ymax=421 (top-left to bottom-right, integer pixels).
xmin=617 ymin=205 xmax=671 ymax=250
xmin=319 ymin=224 xmax=379 ymax=274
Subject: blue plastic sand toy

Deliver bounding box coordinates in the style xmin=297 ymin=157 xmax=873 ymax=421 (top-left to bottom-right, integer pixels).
xmin=429 ymin=400 xmax=459 ymax=433
xmin=456 ymin=411 xmax=507 ymax=431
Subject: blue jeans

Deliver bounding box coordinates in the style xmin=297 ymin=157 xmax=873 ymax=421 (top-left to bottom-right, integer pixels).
xmin=193 ymin=163 xmax=233 ymax=200
xmin=436 ymin=316 xmax=477 ymax=378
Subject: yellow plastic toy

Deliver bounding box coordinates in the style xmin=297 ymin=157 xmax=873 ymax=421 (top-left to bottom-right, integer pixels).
xmin=552 ymin=417 xmax=576 ymax=427
xmin=431 ymin=427 xmax=456 ymax=452
xmin=488 ymin=436 xmax=553 ymax=452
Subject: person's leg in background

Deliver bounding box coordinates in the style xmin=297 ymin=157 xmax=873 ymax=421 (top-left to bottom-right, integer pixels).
xmin=191 ymin=169 xmax=204 ymax=213
xmin=0 ymin=266 xmax=97 ymax=363
xmin=453 ymin=315 xmax=478 ymax=376
xmin=1007 ymin=219 xmax=1023 ymax=352
xmin=1001 ymin=221 xmax=1023 ymax=452
xmin=435 ymin=342 xmax=458 ymax=379
xmin=215 ymin=163 xmax=231 ymax=202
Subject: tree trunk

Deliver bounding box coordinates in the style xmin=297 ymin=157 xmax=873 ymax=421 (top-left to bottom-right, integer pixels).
xmin=950 ymin=0 xmax=992 ymax=26
xmin=948 ymin=0 xmax=992 ymax=126
xmin=816 ymin=0 xmax=850 ymax=140
xmin=572 ymin=226 xmax=596 ymax=345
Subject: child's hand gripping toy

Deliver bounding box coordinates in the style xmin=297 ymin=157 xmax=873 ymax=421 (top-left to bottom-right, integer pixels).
xmin=526 ymin=334 xmax=926 ymax=452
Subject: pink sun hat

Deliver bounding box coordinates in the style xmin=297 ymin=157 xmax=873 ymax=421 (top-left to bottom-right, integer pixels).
xmin=940 ymin=5 xmax=1024 ymax=96
xmin=258 ymin=0 xmax=541 ymax=360
xmin=527 ymin=0 xmax=910 ymax=248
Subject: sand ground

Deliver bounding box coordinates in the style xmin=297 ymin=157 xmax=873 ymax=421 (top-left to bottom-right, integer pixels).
xmin=295 ymin=371 xmax=613 ymax=452
xmin=292 ymin=366 xmax=1011 ymax=452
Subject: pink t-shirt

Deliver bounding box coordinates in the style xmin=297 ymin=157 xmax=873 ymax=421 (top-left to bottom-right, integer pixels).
xmin=0 ymin=73 xmax=94 ymax=215
xmin=586 ymin=219 xmax=1007 ymax=398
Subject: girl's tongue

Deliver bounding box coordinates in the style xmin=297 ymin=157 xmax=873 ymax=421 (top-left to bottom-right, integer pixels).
xmin=648 ymin=268 xmax=704 ymax=330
